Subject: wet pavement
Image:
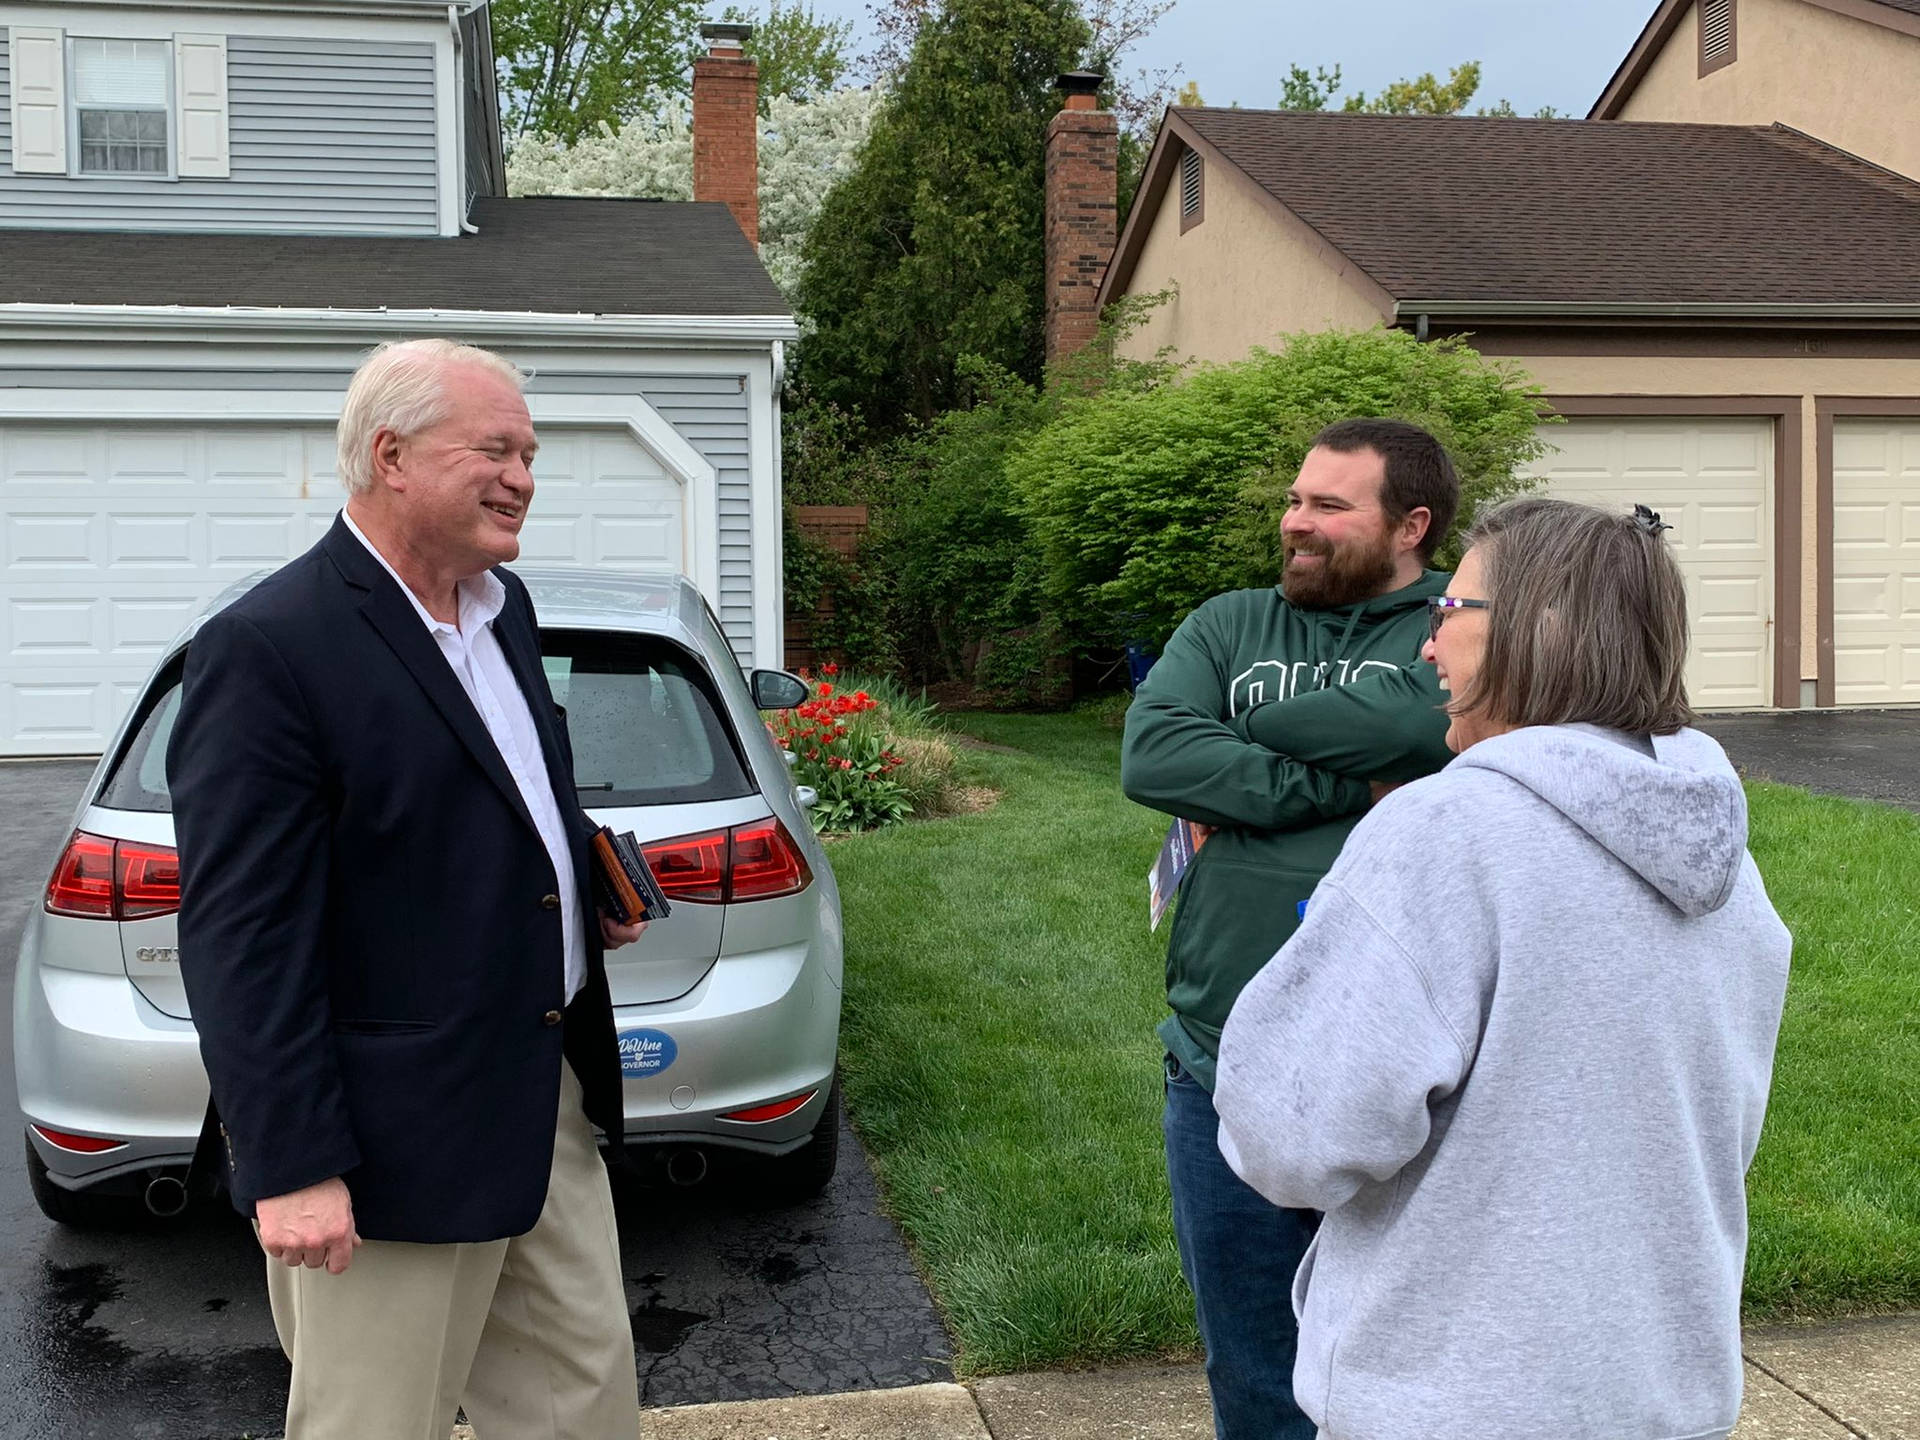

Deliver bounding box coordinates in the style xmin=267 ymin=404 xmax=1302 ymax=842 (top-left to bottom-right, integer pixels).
xmin=1701 ymin=709 xmax=1920 ymax=813
xmin=0 ymin=761 xmax=951 ymax=1439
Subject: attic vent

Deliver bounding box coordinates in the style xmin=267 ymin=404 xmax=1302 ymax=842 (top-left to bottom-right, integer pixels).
xmin=1180 ymin=148 xmax=1203 ymax=222
xmin=1699 ymin=0 xmax=1737 ymax=72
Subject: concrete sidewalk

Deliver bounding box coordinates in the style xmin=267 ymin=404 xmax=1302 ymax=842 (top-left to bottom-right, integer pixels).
xmin=626 ymin=1314 xmax=1920 ymax=1440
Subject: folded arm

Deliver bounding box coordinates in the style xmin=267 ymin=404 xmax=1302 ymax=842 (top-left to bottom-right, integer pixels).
xmin=1122 ymin=606 xmax=1371 ymax=831
xmin=1236 ymin=661 xmax=1453 ymax=783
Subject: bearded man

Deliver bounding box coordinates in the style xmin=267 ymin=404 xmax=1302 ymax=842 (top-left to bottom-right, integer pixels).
xmin=1121 ymin=418 xmax=1461 ymax=1440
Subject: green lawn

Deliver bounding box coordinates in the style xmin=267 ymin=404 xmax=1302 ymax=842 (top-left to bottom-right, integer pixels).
xmin=829 ymin=710 xmax=1920 ymax=1374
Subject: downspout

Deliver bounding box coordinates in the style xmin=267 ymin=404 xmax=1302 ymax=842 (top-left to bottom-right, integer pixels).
xmin=771 ymin=338 xmax=786 ymax=665
xmin=1415 ymin=312 xmax=1430 ymax=343
xmin=450 ymin=5 xmax=479 ymax=233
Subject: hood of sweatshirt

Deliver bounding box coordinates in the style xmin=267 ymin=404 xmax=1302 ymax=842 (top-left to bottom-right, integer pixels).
xmin=1454 ymin=724 xmax=1748 ymax=918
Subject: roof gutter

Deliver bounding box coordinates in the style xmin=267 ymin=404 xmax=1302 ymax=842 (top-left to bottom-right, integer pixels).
xmin=55 ymin=0 xmax=471 ymax=12
xmin=1395 ymin=299 xmax=1920 ymax=322
xmin=0 ymin=303 xmax=802 ymax=346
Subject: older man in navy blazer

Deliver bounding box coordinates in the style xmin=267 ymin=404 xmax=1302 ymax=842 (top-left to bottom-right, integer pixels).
xmin=170 ymin=339 xmax=644 ymax=1439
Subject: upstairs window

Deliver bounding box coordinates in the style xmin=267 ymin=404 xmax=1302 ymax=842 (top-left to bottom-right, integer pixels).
xmin=4 ymin=26 xmax=228 ymax=179
xmin=72 ymin=39 xmax=171 ymax=175
xmin=1698 ymin=0 xmax=1737 ymax=76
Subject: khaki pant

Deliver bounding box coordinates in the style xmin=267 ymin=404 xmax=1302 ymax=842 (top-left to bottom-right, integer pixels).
xmin=266 ymin=1063 xmax=639 ymax=1440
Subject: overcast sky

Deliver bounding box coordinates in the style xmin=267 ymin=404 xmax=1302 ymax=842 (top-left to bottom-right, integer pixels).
xmin=796 ymin=0 xmax=1658 ymax=119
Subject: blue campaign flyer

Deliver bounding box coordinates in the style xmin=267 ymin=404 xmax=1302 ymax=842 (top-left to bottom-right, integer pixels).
xmin=1148 ymin=818 xmax=1197 ymax=932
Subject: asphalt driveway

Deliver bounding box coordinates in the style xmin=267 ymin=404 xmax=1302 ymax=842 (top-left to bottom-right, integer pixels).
xmin=0 ymin=761 xmax=950 ymax=1439
xmin=1700 ymin=709 xmax=1920 ymax=813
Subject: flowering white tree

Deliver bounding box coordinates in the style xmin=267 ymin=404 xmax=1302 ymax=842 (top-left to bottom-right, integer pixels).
xmin=508 ymin=86 xmax=880 ymax=301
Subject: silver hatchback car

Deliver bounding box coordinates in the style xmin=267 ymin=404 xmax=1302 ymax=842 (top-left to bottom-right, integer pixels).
xmin=13 ymin=568 xmax=844 ymax=1225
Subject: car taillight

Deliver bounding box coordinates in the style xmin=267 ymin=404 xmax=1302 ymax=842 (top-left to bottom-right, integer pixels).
xmin=45 ymin=832 xmax=117 ymax=919
xmin=45 ymin=831 xmax=181 ymax=922
xmin=642 ymin=828 xmax=729 ymax=903
xmin=641 ymin=817 xmax=812 ymax=905
xmin=117 ymin=840 xmax=182 ymax=920
xmin=720 ymin=1090 xmax=817 ymax=1124
xmin=31 ymin=1124 xmax=126 ymax=1154
xmin=728 ymin=818 xmax=812 ymax=900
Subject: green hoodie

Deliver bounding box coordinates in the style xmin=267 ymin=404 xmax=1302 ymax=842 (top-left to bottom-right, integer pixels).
xmin=1121 ymin=572 xmax=1455 ymax=1090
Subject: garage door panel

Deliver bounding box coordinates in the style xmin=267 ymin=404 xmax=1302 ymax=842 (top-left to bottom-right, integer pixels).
xmin=0 ymin=428 xmax=96 ymax=485
xmin=1692 ymin=643 xmax=1770 ymax=699
xmin=106 ymin=430 xmax=197 ymax=483
xmin=1530 ymin=418 xmax=1773 ymax=710
xmin=109 ymin=514 xmax=200 ymax=569
xmin=592 ymin=514 xmax=679 ymax=569
xmin=5 ymin=679 xmax=111 ymax=747
xmin=1696 ymin=502 xmax=1764 ymax=549
xmin=1 ymin=419 xmax=694 ymax=755
xmin=1833 ymin=574 xmax=1893 ymax=624
xmin=9 ymin=599 xmax=98 ymax=656
xmin=111 ymin=598 xmax=202 ymax=655
xmin=1834 ymin=501 xmax=1893 ymax=546
xmin=1831 ymin=419 xmax=1920 ymax=706
xmin=6 ymin=512 xmax=98 ymax=569
xmin=1694 ymin=573 xmax=1768 ymax=622
xmin=209 ymin=513 xmax=309 ymax=568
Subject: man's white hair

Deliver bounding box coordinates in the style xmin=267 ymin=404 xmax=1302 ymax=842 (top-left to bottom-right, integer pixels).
xmin=336 ymin=339 xmax=528 ymax=495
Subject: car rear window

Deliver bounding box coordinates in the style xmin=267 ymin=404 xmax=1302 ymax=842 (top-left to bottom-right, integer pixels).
xmin=541 ymin=629 xmax=755 ymax=806
xmin=97 ymin=632 xmax=752 ymax=814
xmin=96 ymin=663 xmax=182 ymax=813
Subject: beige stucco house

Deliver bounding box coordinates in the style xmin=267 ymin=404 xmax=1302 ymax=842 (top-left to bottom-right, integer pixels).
xmin=1095 ymin=0 xmax=1920 ymax=711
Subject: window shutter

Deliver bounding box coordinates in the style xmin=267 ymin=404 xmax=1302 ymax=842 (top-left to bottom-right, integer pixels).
xmin=7 ymin=27 xmax=68 ymax=174
xmin=173 ymin=33 xmax=229 ymax=178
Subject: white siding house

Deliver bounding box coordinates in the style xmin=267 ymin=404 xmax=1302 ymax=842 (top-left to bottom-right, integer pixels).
xmin=0 ymin=1 xmax=797 ymax=757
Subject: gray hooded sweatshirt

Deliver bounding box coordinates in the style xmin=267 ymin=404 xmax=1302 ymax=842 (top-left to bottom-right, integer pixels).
xmin=1215 ymin=724 xmax=1792 ymax=1440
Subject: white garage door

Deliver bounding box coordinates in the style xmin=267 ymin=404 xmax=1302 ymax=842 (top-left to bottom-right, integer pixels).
xmin=1832 ymin=419 xmax=1920 ymax=707
xmin=0 ymin=422 xmax=686 ymax=756
xmin=1525 ymin=417 xmax=1774 ymax=710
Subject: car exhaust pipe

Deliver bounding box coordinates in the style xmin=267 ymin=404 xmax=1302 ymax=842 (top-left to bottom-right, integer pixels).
xmin=143 ymin=1174 xmax=189 ymax=1219
xmin=665 ymin=1148 xmax=709 ymax=1188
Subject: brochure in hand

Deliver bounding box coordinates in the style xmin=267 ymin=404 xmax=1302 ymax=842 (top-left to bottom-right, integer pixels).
xmin=591 ymin=826 xmax=672 ymax=926
xmin=1148 ymin=817 xmax=1197 ymax=932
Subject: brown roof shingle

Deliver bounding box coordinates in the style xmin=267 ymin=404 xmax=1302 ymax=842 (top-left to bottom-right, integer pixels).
xmin=0 ymin=197 xmax=791 ymax=318
xmin=1174 ymin=109 xmax=1920 ymax=310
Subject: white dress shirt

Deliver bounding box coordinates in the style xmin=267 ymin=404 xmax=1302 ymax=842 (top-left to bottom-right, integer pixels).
xmin=342 ymin=510 xmax=587 ymax=1003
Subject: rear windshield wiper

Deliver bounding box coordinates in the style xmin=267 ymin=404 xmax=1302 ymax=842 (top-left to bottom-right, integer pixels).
xmin=576 ymin=781 xmax=614 ymax=792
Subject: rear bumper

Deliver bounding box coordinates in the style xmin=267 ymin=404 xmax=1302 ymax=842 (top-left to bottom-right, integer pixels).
xmin=615 ymin=938 xmax=842 ymax=1154
xmin=14 ymin=924 xmax=843 ymax=1191
xmin=13 ymin=927 xmax=207 ymax=1189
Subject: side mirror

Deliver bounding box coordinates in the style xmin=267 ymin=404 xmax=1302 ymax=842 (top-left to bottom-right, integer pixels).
xmin=752 ymin=668 xmax=811 ymax=711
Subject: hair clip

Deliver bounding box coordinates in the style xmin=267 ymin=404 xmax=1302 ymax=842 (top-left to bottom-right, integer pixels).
xmin=1632 ymin=504 xmax=1672 ymax=534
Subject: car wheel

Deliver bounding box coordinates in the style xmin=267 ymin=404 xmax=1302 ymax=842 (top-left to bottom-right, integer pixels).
xmin=23 ymin=1133 xmax=120 ymax=1229
xmin=764 ymin=1076 xmax=841 ymax=1204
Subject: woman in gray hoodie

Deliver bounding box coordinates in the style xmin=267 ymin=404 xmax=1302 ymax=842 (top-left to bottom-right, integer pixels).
xmin=1214 ymin=498 xmax=1792 ymax=1440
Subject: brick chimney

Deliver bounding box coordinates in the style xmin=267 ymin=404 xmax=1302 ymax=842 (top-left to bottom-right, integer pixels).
xmin=1044 ymin=71 xmax=1118 ymax=366
xmin=693 ymin=22 xmax=759 ymax=245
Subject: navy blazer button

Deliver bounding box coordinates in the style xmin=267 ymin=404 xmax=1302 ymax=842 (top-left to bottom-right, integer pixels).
xmin=540 ymin=894 xmax=560 ymax=910
xmin=543 ymin=1009 xmax=563 ymax=1026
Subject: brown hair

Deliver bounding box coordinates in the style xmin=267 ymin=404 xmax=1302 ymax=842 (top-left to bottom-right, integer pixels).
xmin=1449 ymin=497 xmax=1696 ymax=736
xmin=1310 ymin=418 xmax=1461 ymax=565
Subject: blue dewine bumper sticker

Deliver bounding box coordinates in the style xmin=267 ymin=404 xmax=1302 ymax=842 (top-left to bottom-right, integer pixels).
xmin=618 ymin=1029 xmax=678 ymax=1078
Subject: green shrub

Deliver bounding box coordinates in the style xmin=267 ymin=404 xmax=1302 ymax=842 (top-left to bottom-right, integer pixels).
xmin=1009 ymin=328 xmax=1552 ymax=647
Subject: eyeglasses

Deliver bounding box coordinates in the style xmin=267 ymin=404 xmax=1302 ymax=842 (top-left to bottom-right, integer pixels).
xmin=1427 ymin=595 xmax=1490 ymax=641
